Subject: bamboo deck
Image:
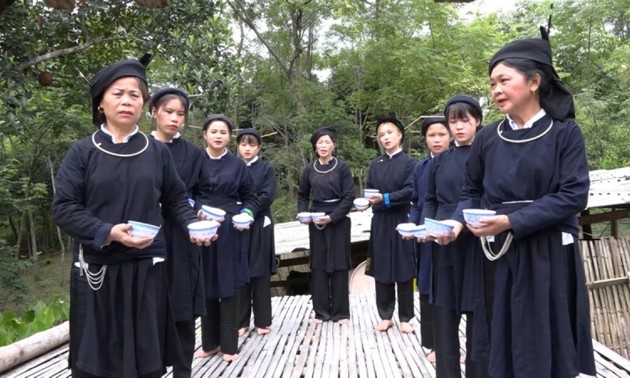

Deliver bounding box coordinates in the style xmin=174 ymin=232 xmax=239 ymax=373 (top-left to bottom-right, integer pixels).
xmin=5 ymin=293 xmax=629 ymax=378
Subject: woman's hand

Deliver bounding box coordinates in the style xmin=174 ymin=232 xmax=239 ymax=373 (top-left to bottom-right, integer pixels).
xmin=467 ymin=215 xmax=511 ymax=237
xmin=107 ymin=223 xmax=154 ymax=249
xmin=368 ymin=193 xmax=383 ymax=205
xmin=313 ymin=215 xmax=332 ymax=226
xmin=190 ymin=234 xmax=218 ymax=246
xmin=434 ymin=220 xmax=464 ymax=246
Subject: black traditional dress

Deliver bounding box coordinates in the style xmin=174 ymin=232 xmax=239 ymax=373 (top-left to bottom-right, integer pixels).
xmin=298 ymin=157 xmax=354 ymax=321
xmin=238 ymin=156 xmax=277 ymax=329
xmin=423 ymin=145 xmax=481 ymax=312
xmin=453 ymin=115 xmax=596 ymax=378
xmin=410 ymin=156 xmax=432 ymax=296
xmin=409 ymin=156 xmax=434 ymax=350
xmin=53 ymin=128 xmax=197 ymax=377
xmin=365 ymin=151 xmax=416 ymax=283
xmin=298 ymin=158 xmax=354 ymax=272
xmin=201 ymin=150 xmax=258 ymax=299
xmin=199 ymin=149 xmax=257 ymax=355
xmin=154 ymin=133 xmax=209 ymax=322
xmin=423 ymin=144 xmax=488 ymax=378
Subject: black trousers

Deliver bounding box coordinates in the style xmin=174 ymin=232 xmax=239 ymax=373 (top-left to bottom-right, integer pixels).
xmin=200 ymin=295 xmax=238 ymax=355
xmin=433 ymin=306 xmax=489 ymax=378
xmin=375 ymin=279 xmax=414 ymax=322
xmin=238 ymin=275 xmax=273 ymax=329
xmin=311 ymin=270 xmax=350 ymax=321
xmin=172 ymin=319 xmax=196 ymax=378
xmin=419 ymin=293 xmax=435 ymax=349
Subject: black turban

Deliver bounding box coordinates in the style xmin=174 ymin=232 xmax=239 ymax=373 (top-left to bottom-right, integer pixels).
xmin=375 ymin=117 xmax=405 ymax=142
xmin=444 ymin=95 xmax=483 ymax=122
xmin=489 ymin=35 xmax=575 ymax=121
xmin=90 ymin=60 xmax=147 ymax=126
xmin=421 ymin=115 xmax=447 ymax=137
xmin=310 ymin=126 xmax=337 ymax=149
xmin=202 ymin=114 xmax=234 ymax=132
xmin=149 ymin=87 xmax=190 ymax=111
xmin=237 ymin=128 xmax=262 ymax=144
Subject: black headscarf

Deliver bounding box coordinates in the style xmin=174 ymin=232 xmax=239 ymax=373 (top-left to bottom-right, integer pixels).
xmin=444 ymin=95 xmax=483 ymax=123
xmin=90 ymin=60 xmax=147 ymax=126
xmin=149 ymin=87 xmax=190 ymax=112
xmin=237 ymin=128 xmax=262 ymax=144
xmin=310 ymin=126 xmax=337 ymax=149
xmin=489 ymin=32 xmax=575 ymax=121
xmin=375 ymin=116 xmax=405 ymax=143
xmin=420 ymin=115 xmax=447 ymax=137
xmin=202 ymin=114 xmax=234 ymax=132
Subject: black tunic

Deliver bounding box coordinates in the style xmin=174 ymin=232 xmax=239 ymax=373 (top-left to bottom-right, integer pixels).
xmin=201 ymin=151 xmax=258 ymax=299
xmin=243 ymin=158 xmax=277 ymax=278
xmin=410 ymin=156 xmax=432 ymax=295
xmin=365 ymin=151 xmax=417 ymax=283
xmin=298 ymin=158 xmax=355 ymax=272
xmin=422 ymin=145 xmax=482 ymax=313
xmin=155 ymin=135 xmax=210 ymax=322
xmin=453 ymin=115 xmax=596 ymax=377
xmin=53 ymin=130 xmax=196 ymax=377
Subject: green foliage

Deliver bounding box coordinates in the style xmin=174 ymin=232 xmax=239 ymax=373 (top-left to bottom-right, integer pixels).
xmin=0 ymin=239 xmax=31 ymax=298
xmin=0 ymin=297 xmax=69 ymax=347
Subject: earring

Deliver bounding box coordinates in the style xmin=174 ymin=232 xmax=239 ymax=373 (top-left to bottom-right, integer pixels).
xmin=97 ymin=106 xmax=104 ymax=113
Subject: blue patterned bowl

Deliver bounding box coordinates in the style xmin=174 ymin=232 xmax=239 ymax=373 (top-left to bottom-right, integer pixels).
xmin=424 ymin=218 xmax=454 ymax=237
xmin=128 ymin=220 xmax=160 ymax=238
xmin=188 ymin=220 xmax=220 ymax=239
xmin=462 ymin=209 xmax=496 ymax=228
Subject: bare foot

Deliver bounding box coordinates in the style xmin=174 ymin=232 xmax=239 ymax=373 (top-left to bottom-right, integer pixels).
xmin=222 ymin=353 xmax=239 ymax=362
xmin=399 ymin=322 xmax=414 ymax=334
xmin=310 ymin=318 xmax=323 ymax=324
xmin=427 ymin=350 xmax=436 ymax=363
xmin=375 ymin=319 xmax=393 ymax=332
xmin=336 ymin=319 xmax=349 ymax=325
xmin=238 ymin=327 xmax=248 ymax=337
xmin=194 ymin=346 xmax=219 ymax=359
xmin=256 ymin=327 xmax=271 ymax=335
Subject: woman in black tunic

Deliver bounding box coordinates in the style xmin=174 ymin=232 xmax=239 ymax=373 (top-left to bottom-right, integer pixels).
xmin=149 ymin=87 xmax=211 ymax=378
xmin=441 ymin=32 xmax=596 ymax=378
xmin=365 ymin=117 xmax=416 ymax=333
xmin=194 ymin=114 xmax=258 ymax=362
xmin=52 ymin=60 xmax=212 ymax=378
xmin=421 ymin=96 xmax=488 ymax=378
xmin=298 ymin=126 xmax=354 ymax=324
xmin=236 ymin=128 xmax=277 ymax=336
xmin=408 ymin=115 xmax=450 ymax=363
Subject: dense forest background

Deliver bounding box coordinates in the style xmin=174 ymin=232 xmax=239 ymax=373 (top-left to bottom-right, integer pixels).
xmin=1 ymin=0 xmax=630 ymax=317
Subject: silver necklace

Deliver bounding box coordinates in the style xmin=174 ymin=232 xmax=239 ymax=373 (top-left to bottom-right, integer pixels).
xmin=313 ymin=157 xmax=338 ymax=174
xmin=92 ymin=131 xmax=150 ymax=157
xmin=497 ymin=119 xmax=554 ymax=144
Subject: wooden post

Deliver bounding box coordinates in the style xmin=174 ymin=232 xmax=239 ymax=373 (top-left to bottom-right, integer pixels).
xmin=612 ymin=219 xmax=619 ymax=238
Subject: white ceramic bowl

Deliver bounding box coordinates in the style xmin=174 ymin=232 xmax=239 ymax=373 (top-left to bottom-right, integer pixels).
xmin=363 ymin=188 xmax=380 ymax=199
xmin=462 ymin=209 xmax=496 ymax=228
xmin=353 ymin=198 xmax=370 ymax=211
xmin=187 ymin=220 xmax=220 ymax=239
xmin=412 ymin=224 xmax=427 ymax=238
xmin=128 ymin=220 xmax=160 ymax=238
xmin=310 ymin=212 xmax=326 ymax=222
xmin=396 ymin=223 xmax=417 ymax=237
xmin=201 ymin=205 xmax=226 ymax=221
xmin=232 ymin=213 xmax=253 ymax=229
xmin=297 ymin=212 xmax=312 ymax=222
xmin=424 ymin=218 xmax=454 ymax=237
